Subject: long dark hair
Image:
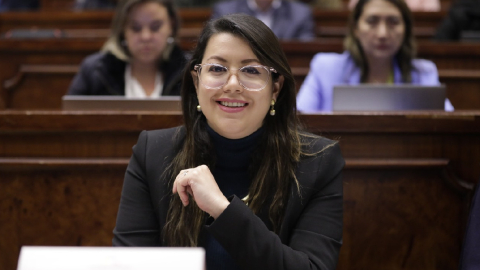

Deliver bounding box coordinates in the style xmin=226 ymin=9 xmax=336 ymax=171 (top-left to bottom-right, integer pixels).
xmin=344 ymin=0 xmax=416 ymax=82
xmin=162 ymin=14 xmax=303 ymax=247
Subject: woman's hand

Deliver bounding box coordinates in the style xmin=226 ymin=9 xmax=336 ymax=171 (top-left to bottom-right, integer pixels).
xmin=173 ymin=165 xmax=230 ymax=219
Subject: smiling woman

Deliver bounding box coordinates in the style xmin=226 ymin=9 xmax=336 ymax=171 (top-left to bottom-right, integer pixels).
xmin=191 ymin=32 xmax=283 ymax=139
xmin=296 ymin=0 xmax=453 ymax=112
xmin=67 ymin=0 xmax=187 ymax=97
xmin=113 ymin=13 xmax=345 ymax=270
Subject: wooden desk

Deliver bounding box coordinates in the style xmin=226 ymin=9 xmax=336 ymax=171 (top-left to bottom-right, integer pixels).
xmin=0 ymin=9 xmax=446 ymax=39
xmin=0 ymin=111 xmax=479 ymax=270
xmin=0 ymin=9 xmax=210 ymax=32
xmin=1 ymin=38 xmax=479 ymax=110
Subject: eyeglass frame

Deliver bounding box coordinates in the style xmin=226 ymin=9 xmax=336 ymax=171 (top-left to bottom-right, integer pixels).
xmin=193 ymin=63 xmax=278 ymax=91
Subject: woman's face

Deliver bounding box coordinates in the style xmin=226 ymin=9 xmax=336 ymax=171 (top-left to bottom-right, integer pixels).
xmin=354 ymin=0 xmax=405 ymax=61
xmin=123 ymin=2 xmax=172 ymax=64
xmin=192 ymin=33 xmax=282 ymax=139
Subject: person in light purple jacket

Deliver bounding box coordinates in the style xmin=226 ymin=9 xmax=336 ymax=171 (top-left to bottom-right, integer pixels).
xmin=297 ymin=0 xmax=453 ymax=112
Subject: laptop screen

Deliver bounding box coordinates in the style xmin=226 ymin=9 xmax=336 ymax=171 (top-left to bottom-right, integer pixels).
xmin=332 ymin=84 xmax=446 ymax=111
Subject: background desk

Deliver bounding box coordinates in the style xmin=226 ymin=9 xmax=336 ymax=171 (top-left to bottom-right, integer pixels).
xmin=1 ymin=111 xmax=479 ymax=270
xmin=0 ymin=10 xmax=448 ymax=39
xmin=1 ymin=39 xmax=479 ymax=110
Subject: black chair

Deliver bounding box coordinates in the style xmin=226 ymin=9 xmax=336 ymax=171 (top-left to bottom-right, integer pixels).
xmin=459 ymin=181 xmax=480 ymax=270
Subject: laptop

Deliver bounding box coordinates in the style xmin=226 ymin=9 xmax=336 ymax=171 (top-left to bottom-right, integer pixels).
xmin=332 ymin=84 xmax=446 ymax=111
xmin=460 ymin=31 xmax=480 ymax=42
xmin=62 ymin=96 xmax=182 ymax=112
xmin=17 ymin=246 xmax=205 ymax=270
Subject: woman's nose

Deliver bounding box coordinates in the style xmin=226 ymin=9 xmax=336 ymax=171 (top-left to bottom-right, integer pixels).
xmin=140 ymin=28 xmax=152 ymax=40
xmin=376 ymin=22 xmax=389 ymax=38
xmin=223 ymin=73 xmax=243 ymax=93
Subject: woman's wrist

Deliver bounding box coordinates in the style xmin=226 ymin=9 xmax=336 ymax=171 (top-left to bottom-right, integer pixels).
xmin=209 ymin=197 xmax=230 ymax=219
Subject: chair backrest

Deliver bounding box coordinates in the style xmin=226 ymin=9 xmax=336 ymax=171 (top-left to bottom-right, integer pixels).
xmin=459 ymin=181 xmax=480 ymax=270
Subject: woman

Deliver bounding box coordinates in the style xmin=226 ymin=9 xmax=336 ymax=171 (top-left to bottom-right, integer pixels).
xmin=68 ymin=0 xmax=186 ymax=97
xmin=113 ymin=14 xmax=345 ymax=270
xmin=297 ymin=0 xmax=453 ymax=112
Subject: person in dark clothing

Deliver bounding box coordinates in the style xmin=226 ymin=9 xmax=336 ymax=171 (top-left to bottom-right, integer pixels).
xmin=113 ymin=14 xmax=344 ymax=270
xmin=68 ymin=0 xmax=187 ymax=97
xmin=434 ymin=0 xmax=480 ymax=41
xmin=459 ymin=181 xmax=480 ymax=270
xmin=73 ymin=0 xmax=118 ymax=10
xmin=0 ymin=0 xmax=39 ymax=12
xmin=74 ymin=0 xmax=222 ymax=10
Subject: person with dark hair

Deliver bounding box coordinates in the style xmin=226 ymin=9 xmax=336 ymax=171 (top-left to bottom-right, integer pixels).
xmin=68 ymin=0 xmax=186 ymax=97
xmin=210 ymin=0 xmax=315 ymax=40
xmin=434 ymin=0 xmax=480 ymax=41
xmin=113 ymin=13 xmax=344 ymax=270
xmin=0 ymin=0 xmax=39 ymax=12
xmin=297 ymin=0 xmax=453 ymax=112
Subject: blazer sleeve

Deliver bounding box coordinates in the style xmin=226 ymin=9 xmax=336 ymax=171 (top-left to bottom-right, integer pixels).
xmin=415 ymin=59 xmax=440 ymax=85
xmin=112 ymin=130 xmax=161 ymax=246
xmin=206 ymin=142 xmax=344 ymax=270
xmin=67 ymin=57 xmax=94 ymax=95
xmin=297 ymin=54 xmax=326 ymax=112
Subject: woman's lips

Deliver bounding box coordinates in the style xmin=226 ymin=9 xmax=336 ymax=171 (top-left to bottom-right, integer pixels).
xmin=217 ymin=100 xmax=248 ymax=113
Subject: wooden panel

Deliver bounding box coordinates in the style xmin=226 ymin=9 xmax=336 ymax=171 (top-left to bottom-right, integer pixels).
xmin=2 ymin=39 xmax=480 ymax=110
xmin=339 ymin=167 xmax=466 ymax=270
xmin=0 ymin=10 xmax=447 ymax=38
xmin=0 ymin=165 xmax=125 ymax=270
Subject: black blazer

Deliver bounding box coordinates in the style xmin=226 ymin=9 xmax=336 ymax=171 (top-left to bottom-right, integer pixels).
xmin=113 ymin=127 xmax=344 ymax=270
xmin=67 ymin=45 xmax=187 ymax=96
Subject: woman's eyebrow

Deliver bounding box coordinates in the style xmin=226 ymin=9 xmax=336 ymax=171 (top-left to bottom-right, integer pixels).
xmin=241 ymin=59 xmax=261 ymax=64
xmin=205 ymin=56 xmax=227 ymax=63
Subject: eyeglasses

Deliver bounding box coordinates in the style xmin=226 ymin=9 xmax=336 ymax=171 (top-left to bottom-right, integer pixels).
xmin=193 ymin=63 xmax=278 ymax=91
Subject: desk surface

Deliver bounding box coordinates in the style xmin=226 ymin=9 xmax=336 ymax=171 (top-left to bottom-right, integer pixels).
xmin=1 ymin=111 xmax=479 ymax=270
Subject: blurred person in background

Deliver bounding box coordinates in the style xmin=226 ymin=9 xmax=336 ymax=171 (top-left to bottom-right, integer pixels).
xmin=299 ymin=0 xmax=344 ymax=10
xmin=68 ymin=0 xmax=187 ymax=97
xmin=297 ymin=0 xmax=453 ymax=112
xmin=434 ymin=0 xmax=480 ymax=41
xmin=74 ymin=0 xmax=224 ymax=10
xmin=349 ymin=0 xmax=440 ymax=11
xmin=0 ymin=0 xmax=39 ymax=12
xmin=175 ymin=0 xmax=222 ymax=7
xmin=211 ymin=0 xmax=315 ymax=40
xmin=74 ymin=0 xmax=118 ymax=10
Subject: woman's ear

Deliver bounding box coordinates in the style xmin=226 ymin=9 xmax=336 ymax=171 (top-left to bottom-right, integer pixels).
xmin=191 ymin=70 xmax=199 ymax=95
xmin=272 ymin=75 xmax=284 ymax=100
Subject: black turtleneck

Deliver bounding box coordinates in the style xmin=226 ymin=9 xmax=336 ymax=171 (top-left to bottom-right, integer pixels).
xmin=201 ymin=125 xmax=264 ymax=270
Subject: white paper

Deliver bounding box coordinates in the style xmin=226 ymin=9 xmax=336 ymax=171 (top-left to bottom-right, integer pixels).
xmin=17 ymin=246 xmax=205 ymax=270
